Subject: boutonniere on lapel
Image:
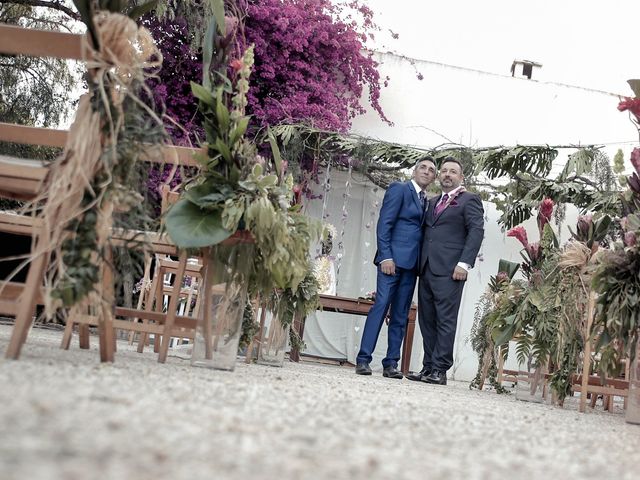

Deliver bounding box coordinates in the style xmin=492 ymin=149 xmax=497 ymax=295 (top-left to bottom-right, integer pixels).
xmin=436 ymin=187 xmax=466 ymax=214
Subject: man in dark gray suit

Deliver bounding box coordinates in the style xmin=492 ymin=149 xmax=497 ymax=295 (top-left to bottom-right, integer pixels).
xmin=408 ymin=157 xmax=484 ymax=385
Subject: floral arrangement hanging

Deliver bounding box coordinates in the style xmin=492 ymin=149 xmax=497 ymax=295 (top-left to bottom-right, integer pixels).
xmin=25 ymin=0 xmax=166 ymax=318
xmin=546 ymin=214 xmax=610 ymax=403
xmin=592 ymin=80 xmax=640 ymax=376
xmin=163 ymin=2 xmax=322 ymax=335
xmin=468 ymin=258 xmax=521 ymax=394
xmin=491 ymin=198 xmax=560 ymax=373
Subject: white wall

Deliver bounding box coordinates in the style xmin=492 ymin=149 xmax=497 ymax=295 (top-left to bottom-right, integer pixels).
xmin=351 ymin=52 xmax=636 ymax=168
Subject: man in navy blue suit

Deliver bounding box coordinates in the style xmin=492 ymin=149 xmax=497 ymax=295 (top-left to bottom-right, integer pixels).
xmin=408 ymin=157 xmax=484 ymax=385
xmin=355 ymin=157 xmax=436 ymax=378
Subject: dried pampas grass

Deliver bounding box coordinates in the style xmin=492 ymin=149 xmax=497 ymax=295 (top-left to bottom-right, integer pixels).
xmin=557 ymin=241 xmax=592 ymax=270
xmin=26 ymin=12 xmax=163 ymax=318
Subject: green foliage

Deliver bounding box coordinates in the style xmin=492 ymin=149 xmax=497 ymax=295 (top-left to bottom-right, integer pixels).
xmin=477 ymin=146 xmax=556 ymax=179
xmin=613 ymin=149 xmax=625 ymax=174
xmin=498 ymin=259 xmax=520 ymax=279
xmin=270 ymin=125 xmax=622 ymax=228
xmin=163 ymin=199 xmax=232 ymax=248
xmin=164 ymin=13 xmax=322 ymax=337
xmin=239 ymin=300 xmax=259 ymax=351
xmin=547 ymin=254 xmax=590 ymax=403
xmin=592 ymin=234 xmax=640 ymax=376
xmin=40 ymin=1 xmax=168 ymax=309
xmin=613 ymin=149 xmax=629 ymax=187
xmin=468 ymin=287 xmax=510 ymax=394
xmin=492 ymin=150 xmax=621 ymax=229
xmin=267 ymin=267 xmax=321 ymax=329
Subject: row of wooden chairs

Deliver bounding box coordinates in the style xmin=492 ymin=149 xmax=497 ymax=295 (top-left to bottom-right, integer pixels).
xmin=0 ymin=23 xmax=206 ymax=363
xmin=0 ymin=23 xmax=285 ymax=367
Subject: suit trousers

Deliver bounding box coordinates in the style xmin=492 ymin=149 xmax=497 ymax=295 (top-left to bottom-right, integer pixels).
xmin=356 ymin=266 xmax=417 ymax=368
xmin=418 ymin=266 xmax=465 ymax=372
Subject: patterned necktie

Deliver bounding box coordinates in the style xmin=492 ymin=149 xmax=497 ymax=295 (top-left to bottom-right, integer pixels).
xmin=434 ymin=193 xmax=449 ymax=216
xmin=418 ymin=190 xmax=426 ymax=211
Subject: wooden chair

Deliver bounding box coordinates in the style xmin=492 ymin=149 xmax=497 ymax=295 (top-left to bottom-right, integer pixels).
xmin=574 ymin=292 xmax=629 ymax=412
xmin=0 ymin=24 xmax=201 ymax=362
xmin=0 ymin=160 xmax=49 ymax=359
xmin=1 ymin=24 xmax=256 ymax=366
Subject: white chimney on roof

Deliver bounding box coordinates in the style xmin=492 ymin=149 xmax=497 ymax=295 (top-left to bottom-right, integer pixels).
xmin=511 ymin=59 xmax=543 ymax=80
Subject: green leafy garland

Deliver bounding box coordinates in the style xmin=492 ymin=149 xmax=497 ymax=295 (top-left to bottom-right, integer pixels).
xmin=271 ymin=124 xmax=621 ymax=229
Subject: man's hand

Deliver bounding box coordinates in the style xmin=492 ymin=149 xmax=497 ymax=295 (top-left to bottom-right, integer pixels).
xmin=452 ymin=265 xmax=468 ymax=281
xmin=381 ymin=259 xmax=396 ymax=275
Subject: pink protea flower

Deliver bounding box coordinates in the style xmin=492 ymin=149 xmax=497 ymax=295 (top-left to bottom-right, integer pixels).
xmin=292 ymin=184 xmax=302 ymax=205
xmin=631 ymin=148 xmax=640 ymax=176
xmin=576 ymin=214 xmax=593 ymax=240
xmin=495 ymin=271 xmax=509 ymax=284
xmin=529 ymin=269 xmax=544 ymax=287
xmin=620 ymin=216 xmax=629 ymax=231
xmin=507 ymin=226 xmax=529 ymax=249
xmin=537 ymin=197 xmax=554 ymax=230
xmin=527 ymin=241 xmax=541 ymax=262
xmin=618 ymin=97 xmax=640 ymax=122
xmin=624 ymin=231 xmax=637 ymax=247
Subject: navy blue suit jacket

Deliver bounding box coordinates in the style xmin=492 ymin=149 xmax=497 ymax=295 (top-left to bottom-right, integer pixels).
xmin=420 ymin=191 xmax=484 ymax=276
xmin=374 ymin=181 xmax=425 ymax=271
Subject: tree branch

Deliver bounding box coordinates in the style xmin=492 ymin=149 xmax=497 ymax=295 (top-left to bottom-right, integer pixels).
xmin=4 ymin=0 xmax=80 ymax=21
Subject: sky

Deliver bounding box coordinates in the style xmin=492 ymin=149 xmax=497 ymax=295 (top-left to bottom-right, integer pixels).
xmin=362 ymin=0 xmax=639 ymax=96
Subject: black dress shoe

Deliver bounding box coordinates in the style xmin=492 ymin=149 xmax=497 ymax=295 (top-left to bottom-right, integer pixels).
xmin=423 ymin=370 xmax=447 ymax=385
xmin=382 ymin=365 xmax=403 ymax=379
xmin=355 ymin=362 xmax=372 ymax=375
xmin=406 ymin=366 xmax=432 ymax=382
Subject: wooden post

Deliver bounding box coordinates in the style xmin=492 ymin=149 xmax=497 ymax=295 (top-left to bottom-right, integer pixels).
xmin=400 ymin=306 xmax=417 ymax=374
xmin=580 ymin=291 xmax=596 ymax=413
xmin=98 ymin=244 xmax=116 ymax=362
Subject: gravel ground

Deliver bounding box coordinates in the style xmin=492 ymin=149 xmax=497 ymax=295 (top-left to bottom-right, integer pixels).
xmin=0 ymin=324 xmax=638 ymax=480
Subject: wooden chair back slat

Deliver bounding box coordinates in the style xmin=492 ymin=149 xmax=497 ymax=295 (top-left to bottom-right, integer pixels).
xmin=0 ymin=24 xmax=87 ymax=60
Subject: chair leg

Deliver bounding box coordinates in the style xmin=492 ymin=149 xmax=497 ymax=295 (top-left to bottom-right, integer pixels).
xmin=138 ymin=255 xmax=162 ymax=353
xmin=158 ymin=250 xmax=188 ymax=363
xmin=5 ymin=250 xmax=46 ymax=360
xmin=579 ymin=292 xmax=596 ymax=413
xmin=79 ymin=324 xmax=90 ymax=349
xmin=98 ymin=245 xmax=116 ymax=362
xmin=60 ymin=319 xmax=75 ymax=350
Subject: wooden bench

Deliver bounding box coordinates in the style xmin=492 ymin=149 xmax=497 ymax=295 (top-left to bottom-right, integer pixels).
xmin=291 ymin=293 xmax=417 ymax=374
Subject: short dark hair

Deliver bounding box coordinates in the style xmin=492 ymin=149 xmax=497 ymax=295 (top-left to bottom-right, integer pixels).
xmin=440 ymin=156 xmax=463 ymax=173
xmin=415 ymin=156 xmax=436 ymax=168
